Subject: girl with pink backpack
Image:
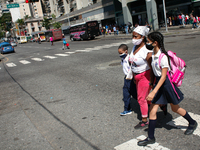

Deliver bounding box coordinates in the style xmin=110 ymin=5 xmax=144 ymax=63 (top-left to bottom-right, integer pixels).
xmin=137 ymin=32 xmax=198 ymax=146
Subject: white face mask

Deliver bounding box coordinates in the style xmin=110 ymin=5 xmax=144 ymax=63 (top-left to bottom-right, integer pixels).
xmin=132 ymin=38 xmax=143 ymax=45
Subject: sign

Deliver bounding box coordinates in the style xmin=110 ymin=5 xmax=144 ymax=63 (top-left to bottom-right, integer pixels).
xmin=7 ymin=4 xmax=19 ymax=8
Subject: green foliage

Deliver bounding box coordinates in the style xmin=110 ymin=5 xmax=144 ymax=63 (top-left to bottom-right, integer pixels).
xmin=0 ymin=13 xmax=12 ymax=32
xmin=42 ymin=17 xmax=51 ymax=30
xmin=53 ymin=22 xmax=62 ymax=29
xmin=24 ymin=15 xmax=31 ymax=20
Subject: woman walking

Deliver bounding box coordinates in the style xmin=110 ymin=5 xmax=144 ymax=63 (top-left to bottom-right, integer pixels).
xmin=128 ymin=26 xmax=152 ymax=129
xmin=138 ymin=31 xmax=198 ymax=146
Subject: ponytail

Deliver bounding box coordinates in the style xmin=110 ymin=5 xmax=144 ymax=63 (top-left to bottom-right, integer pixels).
xmin=147 ymin=32 xmax=171 ymax=68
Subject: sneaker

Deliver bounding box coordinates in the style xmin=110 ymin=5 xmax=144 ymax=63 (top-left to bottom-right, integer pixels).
xmin=120 ymin=110 xmax=132 ymax=116
xmin=134 ymin=121 xmax=149 ymax=129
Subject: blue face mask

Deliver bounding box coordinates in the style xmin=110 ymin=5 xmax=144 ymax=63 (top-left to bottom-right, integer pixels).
xmin=120 ymin=53 xmax=127 ymax=59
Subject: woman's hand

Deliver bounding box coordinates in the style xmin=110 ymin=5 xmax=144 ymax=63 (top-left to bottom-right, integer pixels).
xmin=146 ymin=91 xmax=156 ymax=101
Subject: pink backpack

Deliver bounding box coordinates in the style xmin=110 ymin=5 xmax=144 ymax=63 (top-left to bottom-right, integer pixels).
xmin=159 ymin=51 xmax=186 ymax=87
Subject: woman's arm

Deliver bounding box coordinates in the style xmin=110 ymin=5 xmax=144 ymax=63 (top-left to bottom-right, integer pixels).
xmin=146 ymin=67 xmax=168 ymax=101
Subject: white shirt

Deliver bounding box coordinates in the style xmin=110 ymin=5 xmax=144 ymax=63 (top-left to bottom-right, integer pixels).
xmin=121 ymin=54 xmax=131 ymax=76
xmin=151 ymin=49 xmax=170 ymax=77
xmin=129 ymin=45 xmax=150 ymax=73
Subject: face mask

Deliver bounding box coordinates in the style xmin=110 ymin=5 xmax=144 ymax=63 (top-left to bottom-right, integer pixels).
xmin=132 ymin=38 xmax=143 ymax=45
xmin=119 ymin=53 xmax=127 ymax=59
xmin=146 ymin=43 xmax=154 ymax=50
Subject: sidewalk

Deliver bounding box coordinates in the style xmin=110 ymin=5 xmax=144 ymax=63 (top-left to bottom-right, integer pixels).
xmin=97 ymin=24 xmax=200 ymax=40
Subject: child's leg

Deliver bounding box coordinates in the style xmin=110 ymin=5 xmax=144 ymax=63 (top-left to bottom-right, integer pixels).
xmin=122 ymin=78 xmax=131 ymax=111
xmin=137 ymin=104 xmax=159 ymax=146
xmin=170 ymin=103 xmax=197 ymax=135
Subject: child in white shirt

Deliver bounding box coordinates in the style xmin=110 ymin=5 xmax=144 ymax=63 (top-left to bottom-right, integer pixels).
xmin=118 ymin=44 xmax=137 ymax=116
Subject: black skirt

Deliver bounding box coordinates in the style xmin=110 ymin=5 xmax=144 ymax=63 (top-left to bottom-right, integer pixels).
xmin=152 ymin=76 xmax=184 ymax=105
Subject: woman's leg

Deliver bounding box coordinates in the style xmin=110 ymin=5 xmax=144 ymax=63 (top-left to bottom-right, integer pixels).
xmin=170 ymin=103 xmax=197 ymax=135
xmin=134 ymin=71 xmax=151 ymax=129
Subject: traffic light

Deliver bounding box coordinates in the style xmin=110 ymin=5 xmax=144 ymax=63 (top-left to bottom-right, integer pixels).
xmin=25 ymin=0 xmax=39 ymax=3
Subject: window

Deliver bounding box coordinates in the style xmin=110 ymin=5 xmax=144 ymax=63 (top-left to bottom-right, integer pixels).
xmin=32 ymin=28 xmax=35 ymax=32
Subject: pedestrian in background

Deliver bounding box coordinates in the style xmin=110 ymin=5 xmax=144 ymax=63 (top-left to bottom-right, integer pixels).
xmin=62 ymin=36 xmax=70 ymax=50
xmin=118 ymin=44 xmax=137 ymax=116
xmin=181 ymin=13 xmax=185 ymax=27
xmin=128 ymin=26 xmax=152 ymax=129
xmin=50 ymin=36 xmax=53 ymax=46
xmin=137 ymin=31 xmax=198 ymax=146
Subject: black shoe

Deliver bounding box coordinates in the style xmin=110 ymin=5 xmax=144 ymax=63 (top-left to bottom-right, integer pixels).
xmin=184 ymin=121 xmax=198 ymax=135
xmin=134 ymin=121 xmax=149 ymax=130
xmin=138 ymin=137 xmax=156 ymax=146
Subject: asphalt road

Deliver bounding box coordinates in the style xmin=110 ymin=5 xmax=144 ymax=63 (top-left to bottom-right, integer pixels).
xmin=0 ymin=32 xmax=200 ymax=150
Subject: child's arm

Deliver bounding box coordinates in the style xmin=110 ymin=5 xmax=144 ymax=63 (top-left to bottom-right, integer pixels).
xmin=146 ymin=52 xmax=154 ymax=88
xmin=146 ymin=67 xmax=168 ymax=101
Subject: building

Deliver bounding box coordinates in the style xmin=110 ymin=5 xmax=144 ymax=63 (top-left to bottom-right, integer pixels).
xmin=114 ymin=0 xmax=199 ymax=31
xmin=56 ymin=0 xmax=115 ymax=30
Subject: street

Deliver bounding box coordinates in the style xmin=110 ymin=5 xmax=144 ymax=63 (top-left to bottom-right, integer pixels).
xmin=0 ymin=31 xmax=200 ymax=150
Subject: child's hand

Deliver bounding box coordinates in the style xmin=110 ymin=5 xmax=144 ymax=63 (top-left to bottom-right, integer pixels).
xmin=146 ymin=91 xmax=156 ymax=101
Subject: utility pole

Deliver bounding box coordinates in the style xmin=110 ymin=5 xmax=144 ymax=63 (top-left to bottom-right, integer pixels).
xmin=162 ymin=0 xmax=168 ymax=32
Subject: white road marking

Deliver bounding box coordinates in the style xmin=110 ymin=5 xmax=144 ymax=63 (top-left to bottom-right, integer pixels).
xmin=55 ymin=54 xmax=69 ymax=56
xmin=167 ymin=112 xmax=200 ymax=136
xmin=93 ymin=46 xmax=103 ymax=50
xmin=65 ymin=52 xmax=75 ymax=54
xmin=19 ymin=60 xmax=31 ymax=64
xmin=6 ymin=63 xmax=17 ymax=67
xmin=114 ymin=135 xmax=170 ymax=150
xmin=75 ymin=50 xmax=91 ymax=52
xmin=43 ymin=56 xmax=57 ymax=59
xmin=31 ymin=58 xmax=44 ymax=61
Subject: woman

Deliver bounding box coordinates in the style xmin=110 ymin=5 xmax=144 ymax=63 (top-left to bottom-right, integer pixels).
xmin=129 ymin=26 xmax=152 ymax=129
xmin=138 ymin=32 xmax=197 ymax=146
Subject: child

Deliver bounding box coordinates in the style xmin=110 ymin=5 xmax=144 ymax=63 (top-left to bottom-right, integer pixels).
xmin=62 ymin=36 xmax=70 ymax=50
xmin=138 ymin=31 xmax=198 ymax=146
xmin=118 ymin=44 xmax=137 ymax=116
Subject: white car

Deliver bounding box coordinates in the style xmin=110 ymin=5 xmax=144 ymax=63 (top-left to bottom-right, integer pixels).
xmin=11 ymin=42 xmax=17 ymax=47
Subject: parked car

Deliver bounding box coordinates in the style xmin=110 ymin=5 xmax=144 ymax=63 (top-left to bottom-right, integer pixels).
xmin=11 ymin=41 xmax=17 ymax=47
xmin=0 ymin=42 xmax=15 ymax=54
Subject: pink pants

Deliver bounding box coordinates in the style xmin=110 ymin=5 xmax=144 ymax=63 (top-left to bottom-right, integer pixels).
xmin=134 ymin=69 xmax=151 ymax=118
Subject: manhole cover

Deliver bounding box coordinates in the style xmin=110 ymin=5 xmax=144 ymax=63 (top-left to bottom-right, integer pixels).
xmin=109 ymin=62 xmax=121 ymax=66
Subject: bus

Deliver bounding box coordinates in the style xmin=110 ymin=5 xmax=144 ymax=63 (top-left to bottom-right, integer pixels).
xmin=31 ymin=31 xmax=46 ymax=42
xmin=70 ymin=21 xmax=100 ymax=41
xmin=17 ymin=36 xmax=27 ymax=44
xmin=45 ymin=29 xmax=62 ymax=42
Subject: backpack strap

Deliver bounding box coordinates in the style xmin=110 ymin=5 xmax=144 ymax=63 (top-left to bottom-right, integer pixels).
xmin=158 ymin=53 xmax=165 ymax=70
xmin=158 ymin=53 xmax=180 ymax=99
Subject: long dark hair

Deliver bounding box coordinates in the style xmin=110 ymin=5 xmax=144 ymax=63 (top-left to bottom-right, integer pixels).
xmin=147 ymin=31 xmax=170 ymax=66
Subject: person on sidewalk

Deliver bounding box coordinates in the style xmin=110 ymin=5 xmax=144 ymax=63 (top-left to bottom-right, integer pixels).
xmin=137 ymin=31 xmax=198 ymax=146
xmin=118 ymin=44 xmax=137 ymax=116
xmin=192 ymin=16 xmax=198 ymax=29
xmin=181 ymin=13 xmax=185 ymax=27
xmin=128 ymin=26 xmax=152 ymax=129
xmin=113 ymin=26 xmax=117 ymax=35
xmin=50 ymin=36 xmax=53 ymax=46
xmin=62 ymin=36 xmax=70 ymax=50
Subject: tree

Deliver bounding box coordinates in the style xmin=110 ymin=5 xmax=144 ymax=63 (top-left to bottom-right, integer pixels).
xmin=42 ymin=17 xmax=51 ymax=30
xmin=24 ymin=15 xmax=31 ymax=20
xmin=16 ymin=19 xmax=25 ymax=35
xmin=53 ymin=22 xmax=62 ymax=29
xmin=51 ymin=14 xmax=62 ymax=29
xmin=0 ymin=13 xmax=12 ymax=32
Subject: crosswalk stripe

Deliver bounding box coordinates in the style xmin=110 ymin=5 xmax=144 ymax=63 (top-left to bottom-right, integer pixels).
xmin=114 ymin=135 xmax=170 ymax=150
xmin=167 ymin=112 xmax=200 ymax=136
xmin=31 ymin=58 xmax=44 ymax=61
xmin=65 ymin=52 xmax=75 ymax=54
xmin=6 ymin=63 xmax=17 ymax=67
xmin=19 ymin=60 xmax=31 ymax=64
xmin=43 ymin=56 xmax=57 ymax=59
xmin=55 ymin=54 xmax=69 ymax=56
xmin=75 ymin=50 xmax=91 ymax=52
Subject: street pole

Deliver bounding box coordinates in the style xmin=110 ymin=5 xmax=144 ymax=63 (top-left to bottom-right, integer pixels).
xmin=162 ymin=0 xmax=168 ymax=32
